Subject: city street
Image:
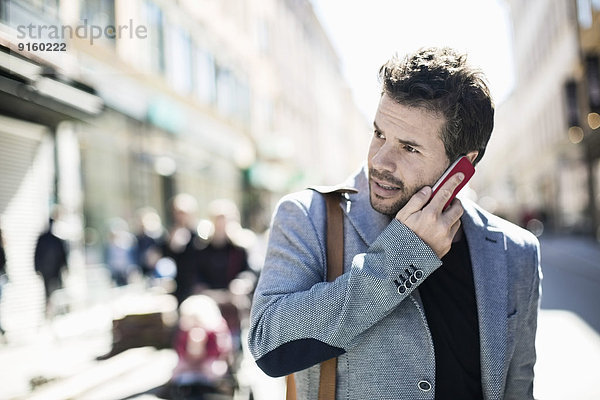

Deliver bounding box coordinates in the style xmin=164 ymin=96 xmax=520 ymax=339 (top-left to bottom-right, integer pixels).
xmin=538 ymin=235 xmax=600 ymax=331
xmin=534 ymin=235 xmax=600 ymax=400
xmin=0 ymin=234 xmax=599 ymax=400
xmin=1 ymin=1 xmax=600 ymax=399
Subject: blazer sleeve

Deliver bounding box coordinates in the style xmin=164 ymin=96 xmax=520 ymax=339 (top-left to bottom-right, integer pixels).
xmin=247 ymin=193 xmax=442 ymax=377
xmin=504 ymin=236 xmax=542 ymax=399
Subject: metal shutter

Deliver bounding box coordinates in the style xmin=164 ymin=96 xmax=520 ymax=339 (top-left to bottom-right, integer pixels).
xmin=0 ymin=115 xmax=53 ymax=342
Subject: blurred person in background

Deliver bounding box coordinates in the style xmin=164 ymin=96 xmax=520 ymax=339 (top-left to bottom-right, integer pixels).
xmin=0 ymin=226 xmax=7 ymax=339
xmin=105 ymin=217 xmax=137 ymax=287
xmin=195 ymin=199 xmax=255 ymax=356
xmin=248 ymin=47 xmax=542 ymax=399
xmin=164 ymin=193 xmax=203 ymax=305
xmin=34 ymin=216 xmax=69 ymax=317
xmin=134 ymin=207 xmax=167 ymax=280
xmin=196 ymin=199 xmax=251 ymax=291
xmin=166 ymin=294 xmax=236 ymax=398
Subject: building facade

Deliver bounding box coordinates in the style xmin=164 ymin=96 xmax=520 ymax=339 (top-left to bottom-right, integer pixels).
xmin=471 ymin=0 xmax=600 ymax=237
xmin=0 ymin=0 xmax=369 ymax=340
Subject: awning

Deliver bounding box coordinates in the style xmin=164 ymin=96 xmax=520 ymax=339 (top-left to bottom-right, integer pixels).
xmin=0 ymin=44 xmax=103 ymax=127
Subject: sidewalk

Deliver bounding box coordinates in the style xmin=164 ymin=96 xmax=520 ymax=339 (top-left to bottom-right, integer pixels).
xmin=534 ymin=309 xmax=600 ymax=400
xmin=0 ymin=283 xmax=179 ymax=400
xmin=0 ymin=303 xmax=114 ymax=399
xmin=539 ymin=234 xmax=600 ymax=270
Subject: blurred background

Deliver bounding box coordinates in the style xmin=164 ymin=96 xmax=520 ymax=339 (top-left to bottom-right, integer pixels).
xmin=0 ymin=0 xmax=599 ymax=399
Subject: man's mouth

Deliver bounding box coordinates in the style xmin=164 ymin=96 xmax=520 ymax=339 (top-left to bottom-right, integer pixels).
xmin=374 ymin=181 xmax=401 ymax=191
xmin=370 ymin=177 xmax=404 ymax=198
xmin=369 ymin=169 xmax=405 ymax=198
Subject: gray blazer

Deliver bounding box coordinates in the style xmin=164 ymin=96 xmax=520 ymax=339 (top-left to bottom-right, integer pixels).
xmin=248 ymin=167 xmax=541 ymax=400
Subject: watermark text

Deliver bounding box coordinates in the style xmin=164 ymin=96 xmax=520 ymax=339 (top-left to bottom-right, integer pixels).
xmin=16 ymin=19 xmax=148 ymax=45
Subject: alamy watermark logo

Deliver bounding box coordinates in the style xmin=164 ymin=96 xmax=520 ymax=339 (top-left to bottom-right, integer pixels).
xmin=16 ymin=19 xmax=148 ymax=51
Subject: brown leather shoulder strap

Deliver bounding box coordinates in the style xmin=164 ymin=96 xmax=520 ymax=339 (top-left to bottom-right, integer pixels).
xmin=287 ymin=190 xmax=346 ymax=400
xmin=323 ymin=192 xmax=345 ymax=282
xmin=286 ymin=374 xmax=297 ymax=400
xmin=318 ymin=192 xmax=344 ymax=400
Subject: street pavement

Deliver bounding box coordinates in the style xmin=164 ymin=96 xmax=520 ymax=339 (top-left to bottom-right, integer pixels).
xmin=534 ymin=234 xmax=600 ymax=400
xmin=0 ymin=303 xmax=113 ymax=400
xmin=0 ymin=234 xmax=598 ymax=400
xmin=538 ymin=235 xmax=600 ymax=331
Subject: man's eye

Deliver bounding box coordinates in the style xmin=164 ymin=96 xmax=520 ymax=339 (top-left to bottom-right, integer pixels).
xmin=404 ymin=145 xmax=418 ymax=153
xmin=374 ymin=130 xmax=385 ymax=139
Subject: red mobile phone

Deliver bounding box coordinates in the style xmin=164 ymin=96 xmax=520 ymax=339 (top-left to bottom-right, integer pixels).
xmin=430 ymin=156 xmax=475 ymax=210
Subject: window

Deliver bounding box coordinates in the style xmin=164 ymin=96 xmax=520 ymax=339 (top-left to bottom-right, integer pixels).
xmin=577 ymin=0 xmax=593 ymax=29
xmin=257 ymin=19 xmax=270 ymax=54
xmin=20 ymin=0 xmax=58 ymax=16
xmin=143 ymin=0 xmax=165 ymax=75
xmin=1 ymin=0 xmax=59 ymax=28
xmin=80 ymin=0 xmax=115 ymax=44
xmin=216 ymin=65 xmax=250 ymax=123
xmin=166 ymin=25 xmax=193 ymax=95
xmin=194 ymin=47 xmax=217 ymax=105
xmin=216 ymin=66 xmax=235 ymax=116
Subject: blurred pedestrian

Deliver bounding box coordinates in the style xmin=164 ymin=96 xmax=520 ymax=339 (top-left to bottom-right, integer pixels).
xmin=34 ymin=218 xmax=69 ymax=317
xmin=194 ymin=199 xmax=256 ymax=359
xmin=0 ymin=227 xmax=7 ymax=338
xmin=105 ymin=218 xmax=137 ymax=286
xmin=196 ymin=199 xmax=250 ymax=291
xmin=248 ymin=47 xmax=542 ymax=399
xmin=168 ymin=294 xmax=235 ymax=397
xmin=164 ymin=193 xmax=202 ymax=305
xmin=134 ymin=207 xmax=166 ymax=279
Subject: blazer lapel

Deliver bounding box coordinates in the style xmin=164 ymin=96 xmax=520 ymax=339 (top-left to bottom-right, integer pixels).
xmin=462 ymin=203 xmax=508 ymax=400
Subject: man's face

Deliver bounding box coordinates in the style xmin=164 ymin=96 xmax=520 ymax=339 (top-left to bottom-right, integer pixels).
xmin=368 ymin=94 xmax=450 ymax=215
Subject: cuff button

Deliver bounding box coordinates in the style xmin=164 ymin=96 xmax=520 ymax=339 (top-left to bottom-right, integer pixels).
xmin=418 ymin=380 xmax=432 ymax=392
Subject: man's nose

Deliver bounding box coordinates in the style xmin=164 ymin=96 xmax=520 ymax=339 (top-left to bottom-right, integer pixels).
xmin=371 ymin=143 xmax=397 ymax=173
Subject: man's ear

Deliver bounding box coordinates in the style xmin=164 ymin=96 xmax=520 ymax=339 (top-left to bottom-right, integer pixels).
xmin=465 ymin=151 xmax=479 ymax=164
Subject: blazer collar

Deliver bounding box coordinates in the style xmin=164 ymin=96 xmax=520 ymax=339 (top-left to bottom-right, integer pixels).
xmin=461 ymin=197 xmax=509 ymax=400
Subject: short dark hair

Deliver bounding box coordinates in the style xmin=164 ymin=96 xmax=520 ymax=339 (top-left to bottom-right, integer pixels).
xmin=379 ymin=47 xmax=494 ymax=165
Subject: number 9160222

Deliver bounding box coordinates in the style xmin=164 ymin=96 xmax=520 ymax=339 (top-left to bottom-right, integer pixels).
xmin=18 ymin=42 xmax=66 ymax=52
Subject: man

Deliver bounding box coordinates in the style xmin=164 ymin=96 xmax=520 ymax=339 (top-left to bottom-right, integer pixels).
xmin=163 ymin=193 xmax=203 ymax=305
xmin=195 ymin=199 xmax=253 ymax=354
xmin=34 ymin=218 xmax=69 ymax=316
xmin=134 ymin=207 xmax=166 ymax=279
xmin=0 ymin=227 xmax=7 ymax=337
xmin=196 ymin=199 xmax=251 ymax=291
xmin=248 ymin=47 xmax=541 ymax=399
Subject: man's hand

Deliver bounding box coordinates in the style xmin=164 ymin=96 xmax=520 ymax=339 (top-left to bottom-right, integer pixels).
xmin=395 ymin=173 xmax=465 ymax=258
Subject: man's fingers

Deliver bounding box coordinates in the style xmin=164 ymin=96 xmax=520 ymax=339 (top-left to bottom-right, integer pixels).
xmin=442 ymin=198 xmax=464 ymax=223
xmin=395 ymin=186 xmax=432 ymax=222
xmin=428 ymin=172 xmax=465 ymax=211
